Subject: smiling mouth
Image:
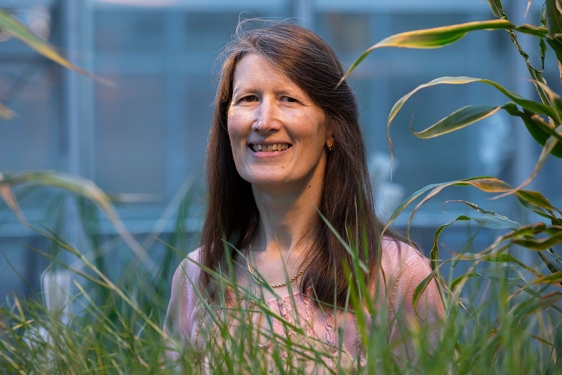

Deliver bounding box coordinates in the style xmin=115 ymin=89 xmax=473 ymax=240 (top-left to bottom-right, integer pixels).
xmin=249 ymin=143 xmax=292 ymax=152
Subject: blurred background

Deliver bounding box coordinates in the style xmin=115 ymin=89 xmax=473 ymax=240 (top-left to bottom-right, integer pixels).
xmin=1 ymin=0 xmax=561 ymax=302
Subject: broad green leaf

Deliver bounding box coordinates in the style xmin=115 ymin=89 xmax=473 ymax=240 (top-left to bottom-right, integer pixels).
xmin=412 ymin=105 xmax=501 ymax=139
xmin=546 ymin=0 xmax=562 ymax=81
xmin=0 ymin=10 xmax=112 ymax=86
xmin=516 ymin=190 xmax=562 ymax=215
xmin=503 ymin=103 xmax=562 ymax=158
xmin=546 ymin=0 xmax=562 ymax=34
xmin=0 ymin=102 xmax=14 ymax=120
xmin=0 ymin=171 xmax=157 ymax=273
xmin=502 ymin=104 xmax=562 ymax=158
xmin=341 ymin=20 xmax=547 ymax=83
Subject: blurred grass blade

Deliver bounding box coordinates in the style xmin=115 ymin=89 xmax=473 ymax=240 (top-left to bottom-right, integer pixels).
xmin=536 ymin=81 xmax=562 ymax=124
xmin=0 ymin=10 xmax=112 ymax=86
xmin=512 ymin=291 xmax=562 ymax=322
xmin=0 ymin=173 xmax=26 ymax=223
xmin=412 ymin=105 xmax=501 ymax=139
xmin=340 ymin=20 xmax=549 ymax=83
xmin=0 ymin=102 xmax=15 ymax=120
xmin=527 ymin=271 xmax=562 ymax=286
xmin=0 ymin=170 xmax=157 ymax=273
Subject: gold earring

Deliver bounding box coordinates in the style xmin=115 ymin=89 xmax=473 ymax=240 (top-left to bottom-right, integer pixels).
xmin=327 ymin=142 xmax=334 ymax=151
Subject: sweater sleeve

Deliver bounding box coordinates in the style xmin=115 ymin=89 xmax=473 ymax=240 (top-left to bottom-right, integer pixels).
xmin=163 ymin=249 xmax=202 ymax=359
xmin=383 ymin=241 xmax=445 ymax=364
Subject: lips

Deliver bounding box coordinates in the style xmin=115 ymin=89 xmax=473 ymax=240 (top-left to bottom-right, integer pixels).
xmin=249 ymin=143 xmax=292 ymax=152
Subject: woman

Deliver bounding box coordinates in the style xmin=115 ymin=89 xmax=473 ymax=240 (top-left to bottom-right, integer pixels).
xmin=164 ymin=21 xmax=444 ymax=372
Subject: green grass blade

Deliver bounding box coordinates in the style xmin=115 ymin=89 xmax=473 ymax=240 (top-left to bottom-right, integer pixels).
xmin=546 ymin=0 xmax=562 ymax=82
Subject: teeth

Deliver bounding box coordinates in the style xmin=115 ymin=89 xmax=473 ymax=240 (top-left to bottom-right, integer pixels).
xmin=251 ymin=143 xmax=290 ymax=152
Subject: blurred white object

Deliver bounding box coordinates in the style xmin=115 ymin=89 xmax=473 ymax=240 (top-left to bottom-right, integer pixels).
xmin=369 ymin=152 xmax=405 ymax=221
xmin=42 ymin=269 xmax=72 ymax=324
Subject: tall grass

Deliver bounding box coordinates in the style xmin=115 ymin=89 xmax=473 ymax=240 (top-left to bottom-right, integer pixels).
xmin=1 ymin=213 xmax=560 ymax=374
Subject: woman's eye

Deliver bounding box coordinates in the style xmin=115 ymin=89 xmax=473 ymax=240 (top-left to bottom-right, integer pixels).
xmin=241 ymin=95 xmax=258 ymax=103
xmin=281 ymin=96 xmax=299 ymax=103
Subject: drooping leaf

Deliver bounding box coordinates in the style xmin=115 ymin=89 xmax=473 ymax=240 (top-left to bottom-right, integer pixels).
xmin=386 ymin=77 xmax=556 ymax=157
xmin=412 ymin=268 xmax=439 ymax=314
xmin=506 ymin=124 xmax=562 ymax=194
xmin=0 ymin=102 xmax=14 ymax=120
xmin=503 ymin=103 xmax=562 ymax=158
xmin=536 ymin=81 xmax=562 ymax=124
xmin=512 ymin=231 xmax=562 ymax=250
xmin=0 ymin=10 xmax=112 ymax=86
xmin=485 ymin=253 xmax=543 ymax=277
xmin=341 ymin=20 xmax=512 ymax=83
xmin=412 ymin=105 xmax=502 ymax=139
xmin=451 ymin=272 xmax=482 ymax=291
xmin=442 ymin=200 xmax=521 ymax=230
xmin=0 ymin=171 xmax=157 ymax=273
xmin=516 ymin=189 xmax=562 ymax=215
xmin=0 ymin=174 xmax=25 ymax=223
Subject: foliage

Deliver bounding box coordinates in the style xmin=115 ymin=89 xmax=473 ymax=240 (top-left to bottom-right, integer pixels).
xmin=2 ymin=1 xmax=562 ymax=374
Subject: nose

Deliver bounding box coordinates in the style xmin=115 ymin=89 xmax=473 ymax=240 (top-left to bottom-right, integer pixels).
xmin=252 ymin=98 xmax=280 ymax=132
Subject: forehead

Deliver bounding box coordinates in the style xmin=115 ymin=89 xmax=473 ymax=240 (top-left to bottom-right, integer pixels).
xmin=231 ymin=53 xmax=300 ymax=90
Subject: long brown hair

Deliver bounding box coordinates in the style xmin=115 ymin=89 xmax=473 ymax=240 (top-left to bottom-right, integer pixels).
xmin=200 ymin=20 xmax=400 ymax=306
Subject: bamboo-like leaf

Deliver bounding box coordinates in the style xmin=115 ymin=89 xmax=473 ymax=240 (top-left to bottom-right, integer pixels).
xmin=386 ymin=77 xmax=556 ymax=157
xmin=516 ymin=190 xmax=562 ymax=215
xmin=536 ymin=81 xmax=562 ymax=124
xmin=504 ymin=124 xmax=562 ymax=195
xmin=0 ymin=102 xmax=15 ymax=120
xmin=412 ymin=105 xmax=501 ymax=139
xmin=487 ymin=0 xmax=505 ymax=18
xmin=547 ymin=0 xmax=562 ymax=33
xmin=341 ymin=20 xmax=548 ymax=83
xmin=503 ymin=103 xmax=562 ymax=158
xmin=547 ymin=0 xmax=562 ymax=81
xmin=512 ymin=231 xmax=562 ymax=250
xmin=411 ymin=268 xmax=439 ymax=314
xmin=442 ymin=200 xmax=520 ymax=230
xmin=0 ymin=10 xmax=112 ymax=86
xmin=0 ymin=171 xmax=157 ymax=273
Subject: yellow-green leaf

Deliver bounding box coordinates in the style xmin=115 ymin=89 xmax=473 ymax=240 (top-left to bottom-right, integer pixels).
xmin=0 ymin=10 xmax=112 ymax=86
xmin=0 ymin=102 xmax=14 ymax=120
xmin=341 ymin=20 xmax=547 ymax=83
xmin=412 ymin=105 xmax=501 ymax=139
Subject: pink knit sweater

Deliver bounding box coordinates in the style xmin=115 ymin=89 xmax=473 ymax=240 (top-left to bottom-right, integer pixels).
xmin=164 ymin=239 xmax=444 ymax=372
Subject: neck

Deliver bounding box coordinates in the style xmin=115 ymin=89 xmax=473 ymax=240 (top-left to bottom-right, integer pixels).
xmin=250 ymin=177 xmax=323 ymax=258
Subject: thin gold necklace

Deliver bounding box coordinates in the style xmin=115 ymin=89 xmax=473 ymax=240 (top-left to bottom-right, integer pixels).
xmin=245 ymin=239 xmax=314 ymax=288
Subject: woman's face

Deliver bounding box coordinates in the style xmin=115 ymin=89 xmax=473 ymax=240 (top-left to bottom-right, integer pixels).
xmin=227 ymin=54 xmax=333 ymax=193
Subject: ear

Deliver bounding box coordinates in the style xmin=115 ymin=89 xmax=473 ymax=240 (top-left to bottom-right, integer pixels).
xmin=326 ymin=133 xmax=335 ymax=151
